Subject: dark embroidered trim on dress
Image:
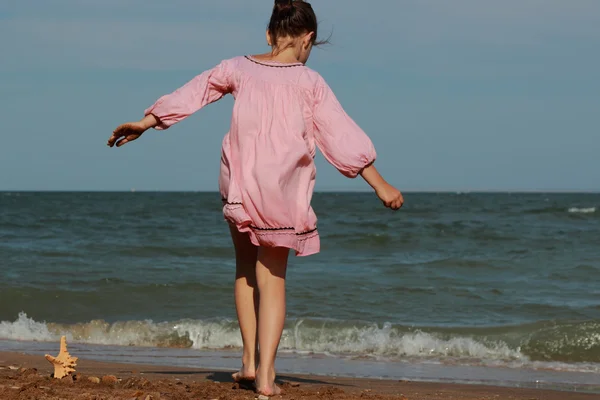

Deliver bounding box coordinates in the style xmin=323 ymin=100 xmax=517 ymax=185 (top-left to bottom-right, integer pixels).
xmin=222 ymin=198 xmax=317 ymax=236
xmin=222 ymin=198 xmax=243 ymax=205
xmin=244 ymin=56 xmax=303 ymax=68
xmin=251 ymin=225 xmax=294 ymax=231
xmin=250 ymin=226 xmax=318 ymax=236
xmin=297 ymin=227 xmax=318 ymax=235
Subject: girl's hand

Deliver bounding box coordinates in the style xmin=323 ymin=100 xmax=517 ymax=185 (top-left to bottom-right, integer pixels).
xmin=108 ymin=115 xmax=159 ymax=148
xmin=107 ymin=122 xmax=146 ymax=147
xmin=360 ymin=163 xmax=404 ymax=211
xmin=375 ymin=183 xmax=404 ymax=210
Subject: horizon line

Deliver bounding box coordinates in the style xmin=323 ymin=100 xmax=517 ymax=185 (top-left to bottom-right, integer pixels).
xmin=2 ymin=189 xmax=600 ymax=194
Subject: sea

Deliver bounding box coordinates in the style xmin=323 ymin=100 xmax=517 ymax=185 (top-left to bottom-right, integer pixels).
xmin=0 ymin=192 xmax=599 ymax=393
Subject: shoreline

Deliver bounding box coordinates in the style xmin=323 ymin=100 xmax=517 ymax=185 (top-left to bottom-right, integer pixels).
xmin=2 ymin=339 xmax=598 ymax=391
xmin=1 ymin=351 xmax=598 ymax=400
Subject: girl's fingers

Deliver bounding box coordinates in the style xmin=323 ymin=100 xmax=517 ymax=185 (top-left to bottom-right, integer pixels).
xmin=117 ymin=135 xmax=136 ymax=147
xmin=108 ymin=128 xmax=124 ymax=146
xmin=108 ymin=127 xmax=133 ymax=147
xmin=116 ymin=138 xmax=129 ymax=147
xmin=391 ymin=198 xmax=403 ymax=210
xmin=108 ymin=135 xmax=123 ymax=147
xmin=107 ymin=134 xmax=119 ymax=147
xmin=116 ymin=134 xmax=140 ymax=147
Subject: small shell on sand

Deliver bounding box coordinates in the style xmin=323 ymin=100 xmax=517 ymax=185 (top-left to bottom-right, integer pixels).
xmin=18 ymin=367 xmax=38 ymax=376
xmin=101 ymin=375 xmax=118 ymax=385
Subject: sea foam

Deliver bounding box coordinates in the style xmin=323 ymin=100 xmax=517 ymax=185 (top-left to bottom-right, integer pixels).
xmin=568 ymin=207 xmax=596 ymax=213
xmin=3 ymin=312 xmax=599 ymax=371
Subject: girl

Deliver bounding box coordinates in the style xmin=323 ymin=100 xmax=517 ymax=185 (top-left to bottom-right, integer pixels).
xmin=108 ymin=0 xmax=403 ymax=395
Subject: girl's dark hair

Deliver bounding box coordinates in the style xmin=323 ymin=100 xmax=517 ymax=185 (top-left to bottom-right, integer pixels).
xmin=268 ymin=0 xmax=328 ymax=47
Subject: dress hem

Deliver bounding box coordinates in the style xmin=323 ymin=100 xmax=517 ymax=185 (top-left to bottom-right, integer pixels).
xmin=222 ymin=202 xmax=320 ymax=257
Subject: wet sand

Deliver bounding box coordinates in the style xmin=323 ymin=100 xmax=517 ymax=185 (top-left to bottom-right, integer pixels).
xmin=0 ymin=351 xmax=597 ymax=400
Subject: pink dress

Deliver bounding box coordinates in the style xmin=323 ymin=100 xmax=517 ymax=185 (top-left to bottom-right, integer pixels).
xmin=145 ymin=56 xmax=376 ymax=256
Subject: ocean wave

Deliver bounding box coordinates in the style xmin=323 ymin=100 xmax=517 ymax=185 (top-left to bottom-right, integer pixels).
xmin=568 ymin=207 xmax=596 ymax=214
xmin=525 ymin=205 xmax=597 ymax=215
xmin=1 ymin=313 xmax=599 ymax=372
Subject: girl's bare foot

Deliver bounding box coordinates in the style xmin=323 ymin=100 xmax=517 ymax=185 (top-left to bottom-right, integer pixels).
xmin=256 ymin=382 xmax=282 ymax=397
xmin=232 ymin=365 xmax=256 ymax=383
xmin=255 ymin=367 xmax=282 ymax=396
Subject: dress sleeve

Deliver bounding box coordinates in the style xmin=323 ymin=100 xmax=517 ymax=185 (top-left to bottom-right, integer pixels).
xmin=312 ymin=79 xmax=377 ymax=178
xmin=144 ymin=60 xmax=233 ymax=130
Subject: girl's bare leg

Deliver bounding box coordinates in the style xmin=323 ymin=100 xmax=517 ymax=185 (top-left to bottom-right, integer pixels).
xmin=229 ymin=225 xmax=259 ymax=382
xmin=255 ymin=246 xmax=289 ymax=396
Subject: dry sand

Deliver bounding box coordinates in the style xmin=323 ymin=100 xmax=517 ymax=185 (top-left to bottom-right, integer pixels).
xmin=0 ymin=351 xmax=597 ymax=400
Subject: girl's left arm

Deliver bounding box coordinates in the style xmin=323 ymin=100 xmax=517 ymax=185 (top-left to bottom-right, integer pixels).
xmin=312 ymin=78 xmax=377 ymax=178
xmin=313 ymin=77 xmax=403 ymax=210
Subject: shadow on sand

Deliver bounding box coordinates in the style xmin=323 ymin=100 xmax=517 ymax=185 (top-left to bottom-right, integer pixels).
xmin=130 ymin=368 xmax=350 ymax=388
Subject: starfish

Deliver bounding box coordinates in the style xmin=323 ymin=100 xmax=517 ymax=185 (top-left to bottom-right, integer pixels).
xmin=45 ymin=336 xmax=78 ymax=379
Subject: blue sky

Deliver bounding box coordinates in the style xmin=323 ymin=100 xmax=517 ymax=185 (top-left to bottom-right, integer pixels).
xmin=1 ymin=0 xmax=599 ymax=191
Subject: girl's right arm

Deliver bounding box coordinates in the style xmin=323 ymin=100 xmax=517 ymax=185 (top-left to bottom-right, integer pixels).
xmin=144 ymin=60 xmax=232 ymax=131
xmin=108 ymin=59 xmax=233 ymax=147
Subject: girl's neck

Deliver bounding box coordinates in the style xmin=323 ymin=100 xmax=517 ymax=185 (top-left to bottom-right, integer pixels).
xmin=252 ymin=48 xmax=301 ymax=65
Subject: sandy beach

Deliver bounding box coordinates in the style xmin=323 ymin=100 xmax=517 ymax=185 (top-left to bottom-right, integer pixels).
xmin=1 ymin=351 xmax=597 ymax=400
